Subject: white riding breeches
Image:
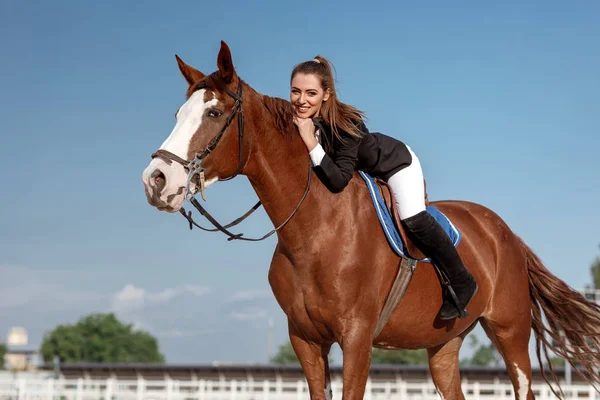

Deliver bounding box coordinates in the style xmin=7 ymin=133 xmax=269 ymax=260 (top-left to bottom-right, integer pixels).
xmin=387 ymin=145 xmax=427 ymax=220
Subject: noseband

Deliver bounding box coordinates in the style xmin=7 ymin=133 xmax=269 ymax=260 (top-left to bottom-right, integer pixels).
xmin=151 ymin=79 xmax=312 ymax=241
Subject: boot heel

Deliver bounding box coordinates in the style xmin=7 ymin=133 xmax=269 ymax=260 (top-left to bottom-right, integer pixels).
xmin=457 ymin=284 xmax=478 ymax=319
xmin=439 ymin=282 xmax=478 ymax=320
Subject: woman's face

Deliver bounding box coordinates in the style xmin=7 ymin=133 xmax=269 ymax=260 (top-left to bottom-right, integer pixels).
xmin=290 ymin=73 xmax=330 ymax=118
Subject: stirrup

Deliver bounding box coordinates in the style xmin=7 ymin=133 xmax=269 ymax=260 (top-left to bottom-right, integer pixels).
xmin=447 ymin=285 xmax=469 ymax=319
xmin=443 ymin=283 xmax=479 ymax=320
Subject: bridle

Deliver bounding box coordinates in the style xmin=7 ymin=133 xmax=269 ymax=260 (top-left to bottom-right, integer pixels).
xmin=151 ymin=78 xmax=312 ymax=241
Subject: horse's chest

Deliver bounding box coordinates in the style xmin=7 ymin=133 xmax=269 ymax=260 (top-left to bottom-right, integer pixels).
xmin=269 ymin=255 xmax=343 ymax=340
xmin=285 ymin=273 xmax=340 ymax=339
xmin=287 ymin=290 xmax=337 ymax=340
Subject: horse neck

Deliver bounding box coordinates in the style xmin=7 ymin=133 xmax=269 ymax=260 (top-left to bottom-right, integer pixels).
xmin=242 ymin=95 xmax=323 ymax=243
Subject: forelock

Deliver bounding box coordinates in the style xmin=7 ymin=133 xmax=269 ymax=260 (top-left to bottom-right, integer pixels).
xmin=185 ymin=72 xmax=228 ymax=99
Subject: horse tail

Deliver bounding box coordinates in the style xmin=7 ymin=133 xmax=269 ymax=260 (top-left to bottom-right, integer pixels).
xmin=521 ymin=240 xmax=600 ymax=396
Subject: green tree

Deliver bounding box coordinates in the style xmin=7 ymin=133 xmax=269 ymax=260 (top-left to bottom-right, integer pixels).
xmin=461 ymin=336 xmax=502 ymax=367
xmin=271 ymin=342 xmax=300 ymax=365
xmin=591 ymin=245 xmax=600 ymax=289
xmin=371 ymin=348 xmax=429 ymax=365
xmin=549 ymin=357 xmax=566 ymax=368
xmin=40 ymin=313 xmax=164 ymax=363
xmin=0 ymin=342 xmax=7 ymax=369
xmin=270 ymin=341 xmax=336 ymax=365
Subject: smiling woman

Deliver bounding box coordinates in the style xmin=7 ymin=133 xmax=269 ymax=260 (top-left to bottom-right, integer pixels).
xmin=291 ymin=73 xmax=330 ymax=120
xmin=290 ymin=56 xmax=365 ymax=142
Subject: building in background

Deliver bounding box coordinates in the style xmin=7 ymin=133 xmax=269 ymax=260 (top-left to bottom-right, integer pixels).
xmin=582 ymin=288 xmax=600 ymax=304
xmin=3 ymin=327 xmax=39 ymax=371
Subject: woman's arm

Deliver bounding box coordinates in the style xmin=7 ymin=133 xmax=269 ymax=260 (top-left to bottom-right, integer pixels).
xmin=312 ymin=135 xmax=361 ymax=193
xmin=310 ymin=120 xmax=367 ymax=193
xmin=295 ymin=117 xmax=366 ymax=193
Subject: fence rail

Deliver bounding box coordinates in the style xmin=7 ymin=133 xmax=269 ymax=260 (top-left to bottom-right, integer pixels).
xmin=0 ymin=377 xmax=598 ymax=400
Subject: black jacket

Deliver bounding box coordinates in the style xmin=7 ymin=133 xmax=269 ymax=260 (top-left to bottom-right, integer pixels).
xmin=312 ymin=118 xmax=413 ymax=193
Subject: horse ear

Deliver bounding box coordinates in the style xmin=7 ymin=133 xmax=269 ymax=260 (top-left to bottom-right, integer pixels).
xmin=175 ymin=54 xmax=205 ymax=86
xmin=217 ymin=41 xmax=237 ymax=84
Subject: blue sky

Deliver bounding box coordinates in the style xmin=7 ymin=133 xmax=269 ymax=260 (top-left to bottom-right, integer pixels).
xmin=0 ymin=0 xmax=598 ymax=365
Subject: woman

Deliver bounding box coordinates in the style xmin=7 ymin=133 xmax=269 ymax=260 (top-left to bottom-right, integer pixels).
xmin=290 ymin=56 xmax=477 ymax=320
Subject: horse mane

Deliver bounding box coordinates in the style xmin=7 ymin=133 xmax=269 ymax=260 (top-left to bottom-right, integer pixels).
xmin=262 ymin=95 xmax=296 ymax=140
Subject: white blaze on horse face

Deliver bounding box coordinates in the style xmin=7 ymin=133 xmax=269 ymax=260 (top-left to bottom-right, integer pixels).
xmin=161 ymin=89 xmax=216 ymax=158
xmin=142 ymin=89 xmax=218 ymax=212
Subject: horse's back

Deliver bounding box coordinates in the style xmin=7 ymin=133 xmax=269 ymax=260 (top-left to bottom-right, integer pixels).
xmin=430 ymin=199 xmax=519 ymax=244
xmin=430 ymin=199 xmax=530 ymax=307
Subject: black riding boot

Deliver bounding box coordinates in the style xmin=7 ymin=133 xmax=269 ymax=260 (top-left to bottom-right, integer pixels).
xmin=402 ymin=210 xmax=478 ymax=320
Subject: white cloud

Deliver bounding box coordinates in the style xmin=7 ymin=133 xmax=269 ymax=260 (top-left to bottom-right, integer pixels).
xmin=112 ymin=284 xmax=146 ymax=312
xmin=152 ymin=284 xmax=210 ymax=303
xmin=182 ymin=284 xmax=211 ymax=297
xmin=229 ymin=289 xmax=271 ymax=302
xmin=152 ymin=287 xmax=177 ymax=303
xmin=111 ymin=283 xmax=211 ymax=313
xmin=157 ymin=328 xmax=215 ymax=337
xmin=231 ymin=310 xmax=268 ymax=321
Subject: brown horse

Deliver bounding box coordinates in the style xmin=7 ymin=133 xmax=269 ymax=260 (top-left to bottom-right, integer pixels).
xmin=141 ymin=41 xmax=600 ymax=399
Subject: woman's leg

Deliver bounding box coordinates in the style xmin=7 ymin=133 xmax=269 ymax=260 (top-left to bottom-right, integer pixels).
xmin=387 ymin=146 xmax=477 ymax=320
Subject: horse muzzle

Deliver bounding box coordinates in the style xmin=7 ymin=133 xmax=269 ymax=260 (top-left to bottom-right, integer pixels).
xmin=142 ymin=160 xmax=187 ymax=213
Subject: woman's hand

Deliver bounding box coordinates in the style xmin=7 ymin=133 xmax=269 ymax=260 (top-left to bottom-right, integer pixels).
xmin=293 ymin=116 xmax=318 ymax=151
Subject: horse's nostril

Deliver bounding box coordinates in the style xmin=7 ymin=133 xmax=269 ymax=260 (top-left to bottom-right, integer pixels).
xmin=151 ymin=169 xmax=166 ymax=193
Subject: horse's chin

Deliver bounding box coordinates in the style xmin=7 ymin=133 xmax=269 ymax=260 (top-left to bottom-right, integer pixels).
xmin=156 ymin=204 xmax=182 ymax=213
xmin=143 ymin=187 xmax=186 ymax=213
xmin=160 ymin=196 xmax=185 ymax=213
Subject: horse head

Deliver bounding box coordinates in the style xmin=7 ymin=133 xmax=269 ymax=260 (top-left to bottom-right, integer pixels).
xmin=142 ymin=41 xmax=249 ymax=213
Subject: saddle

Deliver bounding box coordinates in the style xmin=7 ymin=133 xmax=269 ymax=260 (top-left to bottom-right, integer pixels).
xmin=358 ymin=171 xmax=461 ymax=262
xmin=371 ymin=176 xmax=430 ymax=260
xmin=358 ymin=172 xmax=464 ymax=334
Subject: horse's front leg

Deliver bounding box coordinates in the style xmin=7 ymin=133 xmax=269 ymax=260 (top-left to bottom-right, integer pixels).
xmin=339 ymin=323 xmax=374 ymax=400
xmin=289 ymin=323 xmax=333 ymax=400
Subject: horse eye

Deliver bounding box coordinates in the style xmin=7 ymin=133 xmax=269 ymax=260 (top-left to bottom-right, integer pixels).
xmin=207 ymin=109 xmax=222 ymax=118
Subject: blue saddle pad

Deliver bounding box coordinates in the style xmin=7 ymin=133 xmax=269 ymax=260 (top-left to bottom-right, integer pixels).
xmin=358 ymin=171 xmax=461 ymax=263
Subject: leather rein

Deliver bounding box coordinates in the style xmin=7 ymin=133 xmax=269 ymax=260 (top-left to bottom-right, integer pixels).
xmin=151 ymin=79 xmax=312 ymax=241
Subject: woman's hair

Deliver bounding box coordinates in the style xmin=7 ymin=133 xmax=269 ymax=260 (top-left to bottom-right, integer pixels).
xmin=290 ymin=56 xmax=366 ymax=140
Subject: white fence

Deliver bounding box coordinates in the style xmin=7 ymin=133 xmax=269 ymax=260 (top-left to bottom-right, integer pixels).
xmin=0 ymin=377 xmax=598 ymax=400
